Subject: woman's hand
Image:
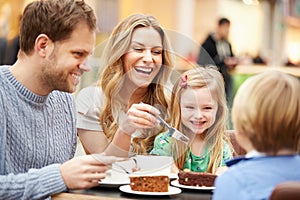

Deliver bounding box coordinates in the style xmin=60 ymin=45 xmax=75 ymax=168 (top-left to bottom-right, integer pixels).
xmin=119 ymin=103 xmax=160 ymax=135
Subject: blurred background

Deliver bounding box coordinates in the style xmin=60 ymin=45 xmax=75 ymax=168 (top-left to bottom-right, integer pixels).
xmin=2 ymin=0 xmax=299 ymax=154
xmin=1 ymin=0 xmax=300 ymax=88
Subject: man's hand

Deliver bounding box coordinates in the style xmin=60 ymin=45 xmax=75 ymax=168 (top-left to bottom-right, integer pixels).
xmin=60 ymin=155 xmax=124 ymax=189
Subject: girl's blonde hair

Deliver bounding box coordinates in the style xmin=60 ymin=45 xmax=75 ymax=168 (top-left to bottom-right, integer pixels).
xmin=98 ymin=14 xmax=174 ymax=154
xmin=232 ymin=70 xmax=300 ymax=155
xmin=169 ymin=65 xmax=232 ymax=173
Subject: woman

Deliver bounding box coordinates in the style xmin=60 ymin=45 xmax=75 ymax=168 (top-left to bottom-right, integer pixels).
xmin=76 ymin=14 xmax=174 ymax=156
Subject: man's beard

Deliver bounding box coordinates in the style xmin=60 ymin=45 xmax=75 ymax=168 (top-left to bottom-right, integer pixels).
xmin=40 ymin=58 xmax=72 ymax=93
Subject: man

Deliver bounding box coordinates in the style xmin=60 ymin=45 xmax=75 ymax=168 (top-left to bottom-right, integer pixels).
xmin=0 ymin=0 xmax=120 ymax=199
xmin=197 ymin=17 xmax=238 ymax=106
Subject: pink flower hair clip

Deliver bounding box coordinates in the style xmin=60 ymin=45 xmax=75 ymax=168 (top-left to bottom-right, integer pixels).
xmin=180 ymin=75 xmax=188 ymax=88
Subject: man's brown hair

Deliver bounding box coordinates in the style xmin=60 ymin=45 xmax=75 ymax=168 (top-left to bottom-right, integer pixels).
xmin=20 ymin=0 xmax=96 ymax=55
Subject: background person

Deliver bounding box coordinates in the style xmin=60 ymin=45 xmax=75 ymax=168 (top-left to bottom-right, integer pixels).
xmin=213 ymin=70 xmax=300 ymax=200
xmin=197 ymin=17 xmax=238 ymax=109
xmin=0 ymin=37 xmax=6 ymax=64
xmin=0 ymin=0 xmax=120 ymax=199
xmin=0 ymin=4 xmax=9 ymax=65
xmin=76 ymin=13 xmax=175 ymax=156
xmin=4 ymin=15 xmax=21 ymax=65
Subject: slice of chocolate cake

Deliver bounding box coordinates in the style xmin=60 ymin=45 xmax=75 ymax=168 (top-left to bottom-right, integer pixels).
xmin=178 ymin=171 xmax=217 ymax=187
xmin=129 ymin=175 xmax=169 ymax=192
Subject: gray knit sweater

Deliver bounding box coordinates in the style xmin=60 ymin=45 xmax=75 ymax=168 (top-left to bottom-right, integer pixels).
xmin=0 ymin=66 xmax=77 ymax=199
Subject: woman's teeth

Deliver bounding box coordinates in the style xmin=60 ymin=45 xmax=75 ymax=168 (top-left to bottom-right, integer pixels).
xmin=135 ymin=67 xmax=152 ymax=74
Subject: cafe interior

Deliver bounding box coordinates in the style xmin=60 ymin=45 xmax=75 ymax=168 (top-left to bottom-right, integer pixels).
xmin=1 ymin=0 xmax=300 ymax=199
xmin=1 ymin=0 xmax=300 ymax=88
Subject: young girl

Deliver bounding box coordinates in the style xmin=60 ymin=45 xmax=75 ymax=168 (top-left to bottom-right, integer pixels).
xmin=151 ymin=66 xmax=233 ymax=174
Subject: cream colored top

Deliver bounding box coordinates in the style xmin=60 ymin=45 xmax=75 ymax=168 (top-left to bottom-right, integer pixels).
xmin=76 ymin=86 xmax=104 ymax=131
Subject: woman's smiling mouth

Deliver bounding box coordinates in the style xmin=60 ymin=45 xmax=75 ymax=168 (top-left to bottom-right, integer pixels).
xmin=135 ymin=66 xmax=153 ymax=75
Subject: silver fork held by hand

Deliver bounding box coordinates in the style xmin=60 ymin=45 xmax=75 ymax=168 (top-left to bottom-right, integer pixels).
xmin=157 ymin=115 xmax=189 ymax=144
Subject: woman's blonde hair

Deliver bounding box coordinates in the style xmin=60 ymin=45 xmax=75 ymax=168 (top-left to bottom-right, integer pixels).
xmin=169 ymin=65 xmax=232 ymax=173
xmin=232 ymin=70 xmax=300 ymax=155
xmin=98 ymin=14 xmax=174 ymax=154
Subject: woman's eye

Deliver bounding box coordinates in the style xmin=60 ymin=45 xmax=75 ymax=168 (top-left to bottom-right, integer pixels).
xmin=133 ymin=47 xmax=143 ymax=52
xmin=204 ymin=107 xmax=212 ymax=110
xmin=152 ymin=50 xmax=162 ymax=55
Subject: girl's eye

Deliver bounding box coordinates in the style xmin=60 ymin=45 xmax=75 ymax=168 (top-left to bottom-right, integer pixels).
xmin=204 ymin=107 xmax=212 ymax=110
xmin=185 ymin=106 xmax=194 ymax=109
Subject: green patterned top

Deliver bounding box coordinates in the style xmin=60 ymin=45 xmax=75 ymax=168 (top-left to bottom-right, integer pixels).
xmin=150 ymin=131 xmax=232 ymax=172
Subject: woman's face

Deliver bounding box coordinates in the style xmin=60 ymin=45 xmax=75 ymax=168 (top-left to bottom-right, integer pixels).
xmin=180 ymin=87 xmax=218 ymax=135
xmin=123 ymin=26 xmax=163 ymax=88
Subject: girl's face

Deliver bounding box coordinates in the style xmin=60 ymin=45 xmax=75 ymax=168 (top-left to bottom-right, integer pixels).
xmin=180 ymin=87 xmax=218 ymax=135
xmin=123 ymin=26 xmax=163 ymax=88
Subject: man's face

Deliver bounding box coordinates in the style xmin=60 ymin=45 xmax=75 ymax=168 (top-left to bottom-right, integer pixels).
xmin=41 ymin=22 xmax=95 ymax=93
xmin=219 ymin=23 xmax=230 ymax=40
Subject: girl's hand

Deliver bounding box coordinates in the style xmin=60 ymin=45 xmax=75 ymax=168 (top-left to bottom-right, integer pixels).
xmin=119 ymin=103 xmax=160 ymax=135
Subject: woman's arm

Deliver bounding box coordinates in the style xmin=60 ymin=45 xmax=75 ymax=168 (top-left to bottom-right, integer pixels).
xmin=76 ymin=87 xmax=160 ymax=157
xmin=104 ymin=103 xmax=161 ymax=157
xmin=76 ymin=86 xmax=108 ymax=154
xmin=104 ymin=129 xmax=132 ymax=157
xmin=77 ymin=129 xmax=109 ymax=154
xmin=78 ymin=103 xmax=161 ymax=157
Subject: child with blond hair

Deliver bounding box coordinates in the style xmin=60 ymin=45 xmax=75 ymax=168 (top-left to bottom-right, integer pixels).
xmin=151 ymin=66 xmax=233 ymax=174
xmin=213 ymin=70 xmax=300 ymax=200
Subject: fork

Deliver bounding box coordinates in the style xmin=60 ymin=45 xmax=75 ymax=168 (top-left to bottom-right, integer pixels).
xmin=157 ymin=115 xmax=189 ymax=144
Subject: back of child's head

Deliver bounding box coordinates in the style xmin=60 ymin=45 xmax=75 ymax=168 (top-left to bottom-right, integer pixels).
xmin=232 ymin=70 xmax=300 ymax=155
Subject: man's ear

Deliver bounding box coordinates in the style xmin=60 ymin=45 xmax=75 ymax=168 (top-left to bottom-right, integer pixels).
xmin=35 ymin=34 xmax=53 ymax=57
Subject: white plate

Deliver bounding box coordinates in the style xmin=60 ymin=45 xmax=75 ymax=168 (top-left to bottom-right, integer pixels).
xmin=119 ymin=185 xmax=181 ymax=196
xmin=129 ymin=173 xmax=178 ymax=179
xmin=167 ymin=173 xmax=177 ymax=179
xmin=171 ymin=180 xmax=215 ymax=190
xmin=98 ymin=179 xmax=130 ymax=187
xmin=98 ymin=173 xmax=177 ymax=188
